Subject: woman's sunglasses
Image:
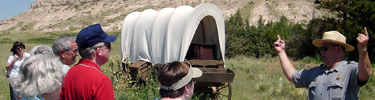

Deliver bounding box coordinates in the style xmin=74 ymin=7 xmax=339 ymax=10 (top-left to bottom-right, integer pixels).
xmin=16 ymin=47 xmax=24 ymax=50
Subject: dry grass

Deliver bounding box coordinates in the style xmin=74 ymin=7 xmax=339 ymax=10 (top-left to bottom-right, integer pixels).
xmin=1 ymin=33 xmax=374 ymax=99
xmin=225 ymin=56 xmax=310 ymax=100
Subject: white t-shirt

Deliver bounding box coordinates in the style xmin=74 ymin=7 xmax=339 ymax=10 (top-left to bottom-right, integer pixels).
xmin=58 ymin=59 xmax=71 ymax=75
xmin=62 ymin=64 xmax=70 ymax=75
xmin=7 ymin=53 xmax=31 ymax=78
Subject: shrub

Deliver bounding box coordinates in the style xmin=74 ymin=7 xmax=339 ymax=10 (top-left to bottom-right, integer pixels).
xmin=225 ymin=10 xmax=318 ymax=59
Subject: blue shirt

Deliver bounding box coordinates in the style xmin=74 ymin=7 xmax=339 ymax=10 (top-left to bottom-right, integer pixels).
xmin=292 ymin=60 xmax=368 ymax=100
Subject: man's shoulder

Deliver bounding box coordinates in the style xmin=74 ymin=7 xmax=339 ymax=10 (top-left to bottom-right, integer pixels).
xmin=64 ymin=65 xmax=109 ymax=85
xmin=338 ymin=61 xmax=358 ymax=70
xmin=346 ymin=61 xmax=358 ymax=66
xmin=68 ymin=64 xmax=107 ymax=78
xmin=308 ymin=64 xmax=326 ymax=70
xmin=69 ymin=65 xmax=100 ymax=73
xmin=343 ymin=61 xmax=359 ymax=71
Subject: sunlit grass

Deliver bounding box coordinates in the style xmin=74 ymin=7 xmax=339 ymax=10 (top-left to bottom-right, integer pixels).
xmin=226 ymin=55 xmax=308 ymax=100
xmin=1 ymin=32 xmax=375 ymax=100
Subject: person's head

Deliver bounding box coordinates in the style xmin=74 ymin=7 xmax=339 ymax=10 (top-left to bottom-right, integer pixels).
xmin=158 ymin=61 xmax=202 ymax=99
xmin=312 ymin=31 xmax=354 ymax=67
xmin=10 ymin=41 xmax=26 ymax=54
xmin=30 ymin=45 xmax=54 ymax=56
xmin=76 ymin=24 xmax=116 ymax=66
xmin=10 ymin=55 xmax=63 ymax=100
xmin=52 ymin=35 xmax=78 ymax=65
xmin=79 ymin=42 xmax=111 ymax=66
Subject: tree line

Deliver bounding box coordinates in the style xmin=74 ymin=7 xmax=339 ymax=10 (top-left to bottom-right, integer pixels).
xmin=225 ymin=0 xmax=375 ymax=62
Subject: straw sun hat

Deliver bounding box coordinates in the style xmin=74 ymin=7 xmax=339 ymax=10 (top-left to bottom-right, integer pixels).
xmin=312 ymin=31 xmax=355 ymax=52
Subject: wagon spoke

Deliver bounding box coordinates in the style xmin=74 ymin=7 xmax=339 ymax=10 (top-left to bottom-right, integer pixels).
xmin=215 ymin=94 xmax=224 ymax=100
xmin=211 ymin=95 xmax=218 ymax=100
xmin=217 ymin=93 xmax=228 ymax=97
xmin=217 ymin=85 xmax=229 ymax=90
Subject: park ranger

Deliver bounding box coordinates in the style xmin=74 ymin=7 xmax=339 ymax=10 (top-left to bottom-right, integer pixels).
xmin=273 ymin=27 xmax=372 ymax=99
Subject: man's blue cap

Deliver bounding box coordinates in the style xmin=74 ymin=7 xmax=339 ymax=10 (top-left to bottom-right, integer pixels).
xmin=76 ymin=24 xmax=117 ymax=48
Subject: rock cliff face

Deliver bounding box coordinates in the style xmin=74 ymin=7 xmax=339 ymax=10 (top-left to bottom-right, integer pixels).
xmin=31 ymin=0 xmax=102 ymax=9
xmin=0 ymin=0 xmax=325 ymax=33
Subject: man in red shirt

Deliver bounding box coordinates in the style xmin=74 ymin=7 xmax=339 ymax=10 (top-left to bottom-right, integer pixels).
xmin=60 ymin=24 xmax=117 ymax=100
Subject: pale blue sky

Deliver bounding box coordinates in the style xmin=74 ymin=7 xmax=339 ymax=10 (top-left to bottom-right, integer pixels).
xmin=0 ymin=0 xmax=35 ymax=21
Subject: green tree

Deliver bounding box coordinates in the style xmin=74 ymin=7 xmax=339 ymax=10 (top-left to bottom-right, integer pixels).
xmin=316 ymin=0 xmax=375 ymax=61
xmin=225 ymin=10 xmax=248 ymax=58
xmin=225 ymin=11 xmax=313 ymax=58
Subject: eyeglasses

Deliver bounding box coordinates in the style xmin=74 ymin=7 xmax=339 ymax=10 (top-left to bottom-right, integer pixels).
xmin=99 ymin=45 xmax=111 ymax=51
xmin=192 ymin=80 xmax=197 ymax=84
xmin=97 ymin=43 xmax=111 ymax=50
xmin=66 ymin=49 xmax=78 ymax=54
xmin=72 ymin=49 xmax=78 ymax=53
xmin=320 ymin=45 xmax=337 ymax=51
xmin=16 ymin=46 xmax=23 ymax=50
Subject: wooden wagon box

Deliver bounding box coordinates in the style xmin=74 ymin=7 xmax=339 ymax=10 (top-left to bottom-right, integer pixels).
xmin=187 ymin=60 xmax=235 ymax=87
xmin=128 ymin=60 xmax=151 ymax=81
xmin=195 ymin=68 xmax=234 ymax=83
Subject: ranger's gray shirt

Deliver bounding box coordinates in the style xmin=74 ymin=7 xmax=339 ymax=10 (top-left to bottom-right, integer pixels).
xmin=292 ymin=60 xmax=368 ymax=100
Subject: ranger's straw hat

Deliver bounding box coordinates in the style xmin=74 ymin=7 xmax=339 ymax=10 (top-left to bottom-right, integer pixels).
xmin=312 ymin=31 xmax=354 ymax=51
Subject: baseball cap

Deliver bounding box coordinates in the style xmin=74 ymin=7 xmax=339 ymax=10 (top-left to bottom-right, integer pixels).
xmin=76 ymin=24 xmax=117 ymax=48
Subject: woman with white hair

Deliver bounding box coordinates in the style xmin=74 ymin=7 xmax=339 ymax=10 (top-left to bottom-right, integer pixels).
xmin=10 ymin=54 xmax=64 ymax=100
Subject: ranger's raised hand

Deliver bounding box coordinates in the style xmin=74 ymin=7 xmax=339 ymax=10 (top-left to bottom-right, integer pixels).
xmin=274 ymin=35 xmax=285 ymax=53
xmin=356 ymin=27 xmax=372 ymax=82
xmin=357 ymin=27 xmax=369 ymax=52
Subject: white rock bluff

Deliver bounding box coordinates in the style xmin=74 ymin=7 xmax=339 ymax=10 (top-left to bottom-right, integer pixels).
xmin=0 ymin=0 xmax=324 ymax=33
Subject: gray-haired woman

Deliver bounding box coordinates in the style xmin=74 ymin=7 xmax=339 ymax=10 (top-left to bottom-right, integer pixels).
xmin=10 ymin=54 xmax=64 ymax=100
xmin=29 ymin=45 xmax=54 ymax=56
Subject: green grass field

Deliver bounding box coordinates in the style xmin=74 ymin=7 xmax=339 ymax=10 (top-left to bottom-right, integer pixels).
xmin=0 ymin=33 xmax=374 ymax=100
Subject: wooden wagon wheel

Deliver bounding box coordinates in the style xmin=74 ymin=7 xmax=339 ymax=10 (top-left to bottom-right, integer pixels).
xmin=211 ymin=82 xmax=232 ymax=100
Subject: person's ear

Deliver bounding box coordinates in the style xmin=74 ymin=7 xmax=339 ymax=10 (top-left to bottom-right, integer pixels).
xmin=96 ymin=47 xmax=102 ymax=55
xmin=184 ymin=86 xmax=191 ymax=97
xmin=59 ymin=49 xmax=66 ymax=57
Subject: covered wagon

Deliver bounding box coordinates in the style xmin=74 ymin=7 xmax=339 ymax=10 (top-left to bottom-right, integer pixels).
xmin=120 ymin=3 xmax=234 ymax=100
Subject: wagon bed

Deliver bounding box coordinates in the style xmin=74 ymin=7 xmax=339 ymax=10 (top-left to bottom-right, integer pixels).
xmin=121 ymin=3 xmax=235 ymax=100
xmin=188 ymin=60 xmax=234 ymax=100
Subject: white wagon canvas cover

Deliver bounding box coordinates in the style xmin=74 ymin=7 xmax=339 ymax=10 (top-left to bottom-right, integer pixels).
xmin=121 ymin=3 xmax=225 ymax=64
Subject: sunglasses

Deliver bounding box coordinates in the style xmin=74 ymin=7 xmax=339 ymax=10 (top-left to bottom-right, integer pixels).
xmin=16 ymin=47 xmax=23 ymax=50
xmin=319 ymin=45 xmax=337 ymax=51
